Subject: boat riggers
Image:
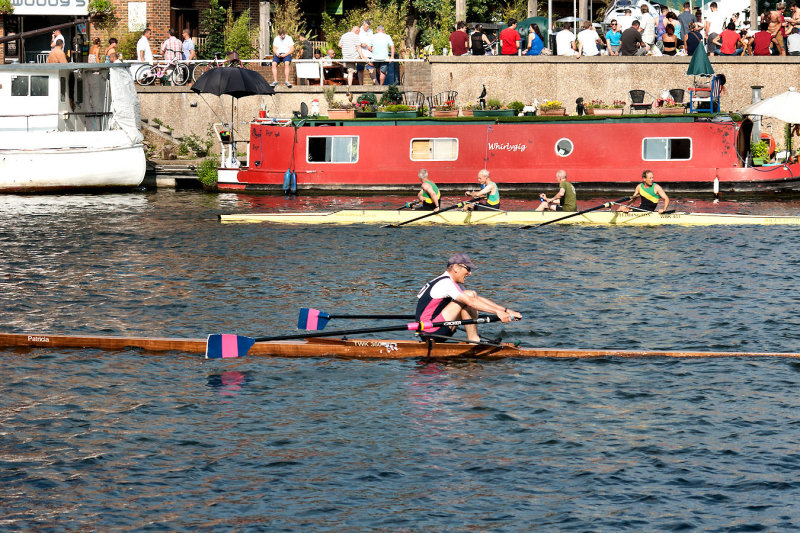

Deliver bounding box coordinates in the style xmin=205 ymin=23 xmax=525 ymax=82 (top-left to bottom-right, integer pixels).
xmin=206 ymin=315 xmax=517 ymax=358
xmin=383 ymin=199 xmax=480 ymax=228
xmin=521 ymin=197 xmax=629 ymax=229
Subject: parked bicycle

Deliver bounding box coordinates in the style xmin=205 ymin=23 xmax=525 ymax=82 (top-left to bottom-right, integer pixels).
xmin=136 ymin=59 xmax=190 ymax=86
xmin=191 ymin=51 xmax=246 ymax=83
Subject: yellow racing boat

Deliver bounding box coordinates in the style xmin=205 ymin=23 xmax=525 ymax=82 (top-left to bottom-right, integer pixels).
xmin=219 ymin=209 xmax=800 ymax=226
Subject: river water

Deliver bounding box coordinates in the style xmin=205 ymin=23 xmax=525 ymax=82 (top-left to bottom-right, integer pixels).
xmin=2 ymin=191 xmax=800 ymax=531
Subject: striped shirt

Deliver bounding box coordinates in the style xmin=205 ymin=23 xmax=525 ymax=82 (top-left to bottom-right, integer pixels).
xmin=338 ymin=31 xmax=361 ymax=61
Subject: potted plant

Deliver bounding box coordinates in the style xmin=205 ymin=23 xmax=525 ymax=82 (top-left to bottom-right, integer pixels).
xmin=327 ymin=100 xmax=355 ymax=119
xmin=508 ymin=101 xmax=525 ymax=116
xmin=88 ymin=0 xmax=117 ymax=30
xmin=461 ymin=102 xmax=479 ymax=117
xmin=538 ymin=99 xmax=566 ymax=116
xmin=584 ymin=99 xmax=625 ymax=116
xmin=355 ymin=92 xmax=378 ymax=118
xmin=0 ymin=0 xmax=15 ymax=15
xmin=474 ymin=98 xmax=514 ymax=117
xmin=433 ymin=99 xmax=459 ymax=118
xmin=751 ymin=140 xmax=769 ymax=166
xmin=658 ymin=97 xmax=685 ymax=115
xmin=376 ymin=104 xmax=417 ymax=118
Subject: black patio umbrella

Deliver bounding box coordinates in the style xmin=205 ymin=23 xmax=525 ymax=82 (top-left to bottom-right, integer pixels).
xmin=191 ymin=66 xmax=275 ymax=98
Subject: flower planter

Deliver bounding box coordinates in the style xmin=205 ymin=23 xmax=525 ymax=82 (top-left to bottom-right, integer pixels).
xmin=658 ymin=107 xmax=685 ymax=115
xmin=461 ymin=109 xmax=474 ymax=117
xmin=752 ymin=158 xmax=765 ymax=166
xmin=376 ymin=110 xmax=417 ymax=118
xmin=355 ymin=111 xmax=377 ymax=118
xmin=327 ymin=109 xmax=355 ymax=119
xmin=539 ymin=108 xmax=567 ymax=116
xmin=473 ymin=109 xmax=515 ymax=117
xmin=433 ymin=109 xmax=459 ymax=118
xmin=586 ymin=108 xmax=624 ymax=116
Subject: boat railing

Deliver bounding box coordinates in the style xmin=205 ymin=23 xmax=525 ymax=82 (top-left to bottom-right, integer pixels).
xmin=1 ymin=111 xmax=112 ymax=133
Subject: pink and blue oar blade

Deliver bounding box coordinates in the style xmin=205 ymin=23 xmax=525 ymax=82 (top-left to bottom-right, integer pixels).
xmin=297 ymin=308 xmax=331 ymax=330
xmin=205 ymin=334 xmax=255 ymax=359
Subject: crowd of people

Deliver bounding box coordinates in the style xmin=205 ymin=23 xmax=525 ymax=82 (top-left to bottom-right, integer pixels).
xmin=445 ymin=2 xmax=800 ymax=58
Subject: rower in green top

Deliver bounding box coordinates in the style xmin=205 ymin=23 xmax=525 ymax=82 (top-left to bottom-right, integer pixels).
xmin=465 ymin=168 xmax=500 ymax=211
xmin=416 ymin=168 xmax=441 ymax=211
xmin=536 ymin=169 xmax=576 ymax=212
xmin=618 ymin=170 xmax=670 ymax=214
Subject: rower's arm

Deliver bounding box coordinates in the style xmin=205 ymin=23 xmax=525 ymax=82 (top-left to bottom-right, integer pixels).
xmin=656 ymin=185 xmax=670 ymax=212
xmin=455 ymin=292 xmax=522 ymax=322
xmin=468 ymin=184 xmax=491 ymax=198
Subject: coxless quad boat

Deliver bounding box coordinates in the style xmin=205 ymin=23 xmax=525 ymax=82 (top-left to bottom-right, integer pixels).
xmin=2 ymin=333 xmax=800 ymax=360
xmin=219 ymin=209 xmax=800 ymax=226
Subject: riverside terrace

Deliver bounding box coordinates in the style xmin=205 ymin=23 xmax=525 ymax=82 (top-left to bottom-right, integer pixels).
xmin=136 ymin=55 xmax=800 ymax=148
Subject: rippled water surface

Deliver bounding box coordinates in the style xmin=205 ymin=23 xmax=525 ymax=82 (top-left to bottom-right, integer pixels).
xmin=2 ymin=191 xmax=800 ymax=531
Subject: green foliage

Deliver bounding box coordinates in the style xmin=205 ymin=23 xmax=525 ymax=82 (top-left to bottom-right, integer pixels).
xmin=181 ymin=133 xmax=214 ymax=157
xmin=358 ymin=92 xmax=378 ymax=106
xmin=0 ymin=0 xmax=15 ymax=15
xmin=200 ymin=0 xmax=227 ymax=59
xmin=497 ymin=0 xmax=529 ymax=24
xmin=323 ymin=87 xmax=337 ymax=107
xmin=88 ymin=0 xmax=117 ymax=31
xmin=379 ymin=84 xmax=402 ymax=105
xmin=321 ymin=0 xmax=408 ymax=54
xmin=225 ymin=8 xmax=257 ymax=59
xmin=486 ymin=98 xmax=504 ymax=110
xmin=270 ymin=0 xmax=311 ymax=45
xmin=751 ymin=140 xmax=769 ymax=160
xmin=382 ymin=104 xmax=413 ymax=112
xmin=115 ymin=29 xmax=140 ymax=61
xmin=414 ymin=0 xmax=454 ymax=53
xmin=508 ymin=101 xmax=525 ymax=113
xmin=197 ymin=158 xmax=218 ymax=187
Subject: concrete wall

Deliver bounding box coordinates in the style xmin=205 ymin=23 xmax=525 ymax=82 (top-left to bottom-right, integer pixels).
xmin=137 ymin=56 xmax=800 ymax=148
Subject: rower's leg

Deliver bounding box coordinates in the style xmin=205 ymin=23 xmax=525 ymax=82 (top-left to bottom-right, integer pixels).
xmin=438 ymin=298 xmax=479 ymax=342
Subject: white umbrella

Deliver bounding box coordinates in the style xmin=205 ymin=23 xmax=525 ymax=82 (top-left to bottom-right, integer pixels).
xmin=740 ymin=87 xmax=800 ymax=124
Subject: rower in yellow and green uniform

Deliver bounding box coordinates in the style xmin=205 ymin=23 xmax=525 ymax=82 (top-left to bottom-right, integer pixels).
xmin=465 ymin=168 xmax=500 ymax=211
xmin=416 ymin=168 xmax=441 ymax=211
xmin=618 ymin=169 xmax=670 ymax=214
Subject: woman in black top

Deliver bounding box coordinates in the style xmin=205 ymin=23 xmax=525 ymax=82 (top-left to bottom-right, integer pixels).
xmin=662 ymin=24 xmax=678 ymax=55
xmin=471 ymin=24 xmax=493 ymax=55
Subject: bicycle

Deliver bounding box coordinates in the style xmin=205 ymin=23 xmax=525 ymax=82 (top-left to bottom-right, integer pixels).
xmin=191 ymin=51 xmax=246 ymax=82
xmin=136 ymin=58 xmax=190 ymax=86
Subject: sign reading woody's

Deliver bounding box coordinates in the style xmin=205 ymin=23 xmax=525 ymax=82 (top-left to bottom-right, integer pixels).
xmin=12 ymin=0 xmax=89 ymax=16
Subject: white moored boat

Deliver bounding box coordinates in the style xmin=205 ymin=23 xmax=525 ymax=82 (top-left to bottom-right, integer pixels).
xmin=0 ymin=63 xmax=146 ymax=192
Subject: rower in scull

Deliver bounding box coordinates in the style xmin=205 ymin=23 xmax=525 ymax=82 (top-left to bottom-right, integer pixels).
xmin=617 ymin=170 xmax=670 ymax=214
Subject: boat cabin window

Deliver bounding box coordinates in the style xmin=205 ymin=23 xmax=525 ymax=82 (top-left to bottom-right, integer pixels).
xmin=555 ymin=138 xmax=573 ymax=157
xmin=307 ymin=136 xmax=359 ymax=163
xmin=10 ymin=75 xmax=49 ymax=97
xmin=410 ymin=138 xmax=458 ymax=161
xmin=60 ymin=77 xmax=67 ymax=102
xmin=642 ymin=138 xmax=692 ymax=160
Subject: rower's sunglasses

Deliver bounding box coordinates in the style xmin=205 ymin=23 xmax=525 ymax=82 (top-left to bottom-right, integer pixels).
xmin=459 ymin=264 xmax=472 ymax=273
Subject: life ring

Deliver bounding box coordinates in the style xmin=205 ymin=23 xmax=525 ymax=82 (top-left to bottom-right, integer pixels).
xmin=761 ymin=132 xmax=776 ymax=155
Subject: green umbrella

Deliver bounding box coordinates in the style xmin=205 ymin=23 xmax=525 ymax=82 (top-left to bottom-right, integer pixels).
xmin=686 ymin=45 xmax=714 ymax=76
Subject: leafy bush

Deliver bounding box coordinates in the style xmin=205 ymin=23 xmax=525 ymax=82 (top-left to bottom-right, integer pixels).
xmin=200 ymin=0 xmax=226 ymax=59
xmin=486 ymin=98 xmax=504 ymax=110
xmin=508 ymin=101 xmax=525 ymax=113
xmin=88 ymin=0 xmax=117 ymax=31
xmin=182 ymin=133 xmax=214 ymax=157
xmin=358 ymin=92 xmax=378 ymax=106
xmin=197 ymin=158 xmax=218 ymax=187
xmin=382 ymin=104 xmax=413 ymax=112
xmin=0 ymin=0 xmax=15 ymax=15
xmin=751 ymin=140 xmax=769 ymax=160
xmin=270 ymin=0 xmax=313 ymax=44
xmin=380 ymin=85 xmax=402 ymax=105
xmin=225 ymin=8 xmax=258 ymax=59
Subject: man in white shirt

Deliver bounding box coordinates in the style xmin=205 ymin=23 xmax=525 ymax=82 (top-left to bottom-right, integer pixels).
xmin=577 ymin=21 xmax=602 ymax=56
xmin=556 ymin=24 xmax=577 ymax=56
xmin=358 ymin=20 xmax=376 ymax=84
xmin=370 ymin=25 xmax=395 ymax=85
xmin=51 ymin=29 xmax=65 ymax=50
xmin=704 ymin=2 xmax=725 ymax=55
xmin=788 ymin=27 xmax=800 ymax=55
xmin=337 ymin=26 xmax=360 ymax=88
xmin=637 ymin=4 xmax=656 ymax=46
xmin=618 ymin=8 xmax=635 ymax=32
xmin=271 ymin=29 xmax=295 ymax=87
xmin=137 ymin=28 xmax=154 ymax=62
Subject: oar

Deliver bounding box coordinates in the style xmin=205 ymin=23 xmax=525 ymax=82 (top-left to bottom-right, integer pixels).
xmin=298 ymin=307 xmax=414 ymax=330
xmin=383 ymin=199 xmax=478 ymax=228
xmin=205 ymin=315 xmax=517 ymax=358
xmin=398 ymin=200 xmax=421 ymax=211
xmin=610 ymin=201 xmax=676 ymax=215
xmin=520 ymin=197 xmax=629 ymax=229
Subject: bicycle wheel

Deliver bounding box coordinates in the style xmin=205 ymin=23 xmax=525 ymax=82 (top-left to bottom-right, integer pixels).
xmin=192 ymin=63 xmax=212 ymax=82
xmin=135 ymin=64 xmax=156 ymax=86
xmin=172 ymin=63 xmax=190 ymax=86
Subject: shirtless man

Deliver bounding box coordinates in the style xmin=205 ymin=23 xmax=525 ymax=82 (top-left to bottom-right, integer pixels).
xmin=769 ymin=3 xmax=787 ymax=55
xmin=415 ymin=253 xmax=521 ymax=343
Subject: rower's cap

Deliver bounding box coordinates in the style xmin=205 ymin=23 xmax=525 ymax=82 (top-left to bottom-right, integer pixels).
xmin=448 ymin=253 xmax=475 ymax=271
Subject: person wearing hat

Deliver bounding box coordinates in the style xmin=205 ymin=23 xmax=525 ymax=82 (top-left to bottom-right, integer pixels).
xmin=415 ymin=253 xmax=522 ymax=343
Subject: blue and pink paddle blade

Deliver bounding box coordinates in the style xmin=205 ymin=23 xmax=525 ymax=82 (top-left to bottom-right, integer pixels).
xmin=205 ymin=334 xmax=255 ymax=359
xmin=297 ymin=308 xmax=331 ymax=330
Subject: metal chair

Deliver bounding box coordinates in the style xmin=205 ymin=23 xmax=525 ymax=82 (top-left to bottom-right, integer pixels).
xmin=629 ymin=90 xmax=653 ymax=114
xmin=400 ymin=91 xmax=426 ymax=109
xmin=689 ymin=74 xmax=722 ymax=114
xmin=428 ymin=90 xmax=458 ymax=109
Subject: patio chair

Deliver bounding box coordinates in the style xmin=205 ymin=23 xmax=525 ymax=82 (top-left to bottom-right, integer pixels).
xmin=629 ymin=90 xmax=653 ymax=114
xmin=668 ymin=89 xmax=686 ymax=106
xmin=428 ymin=90 xmax=458 ymax=109
xmin=689 ymin=74 xmax=722 ymax=114
xmin=400 ymin=91 xmax=426 ymax=109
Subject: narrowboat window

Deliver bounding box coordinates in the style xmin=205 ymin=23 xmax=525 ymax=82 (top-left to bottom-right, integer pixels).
xmin=642 ymin=138 xmax=692 ymax=160
xmin=555 ymin=138 xmax=573 ymax=157
xmin=410 ymin=138 xmax=458 ymax=161
xmin=60 ymin=77 xmax=66 ymax=102
xmin=30 ymin=76 xmax=49 ymax=97
xmin=75 ymin=78 xmax=84 ymax=105
xmin=307 ymin=136 xmax=359 ymax=163
xmin=11 ymin=76 xmax=28 ymax=96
